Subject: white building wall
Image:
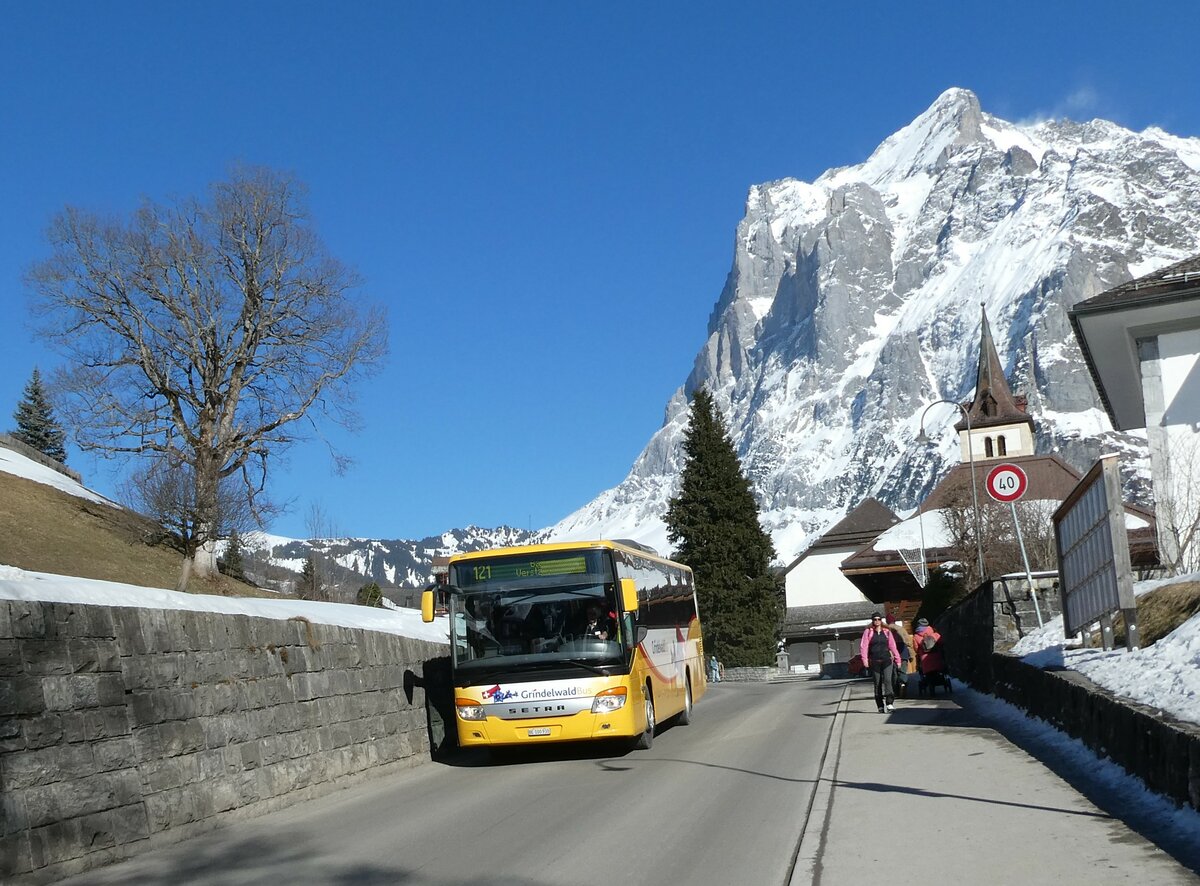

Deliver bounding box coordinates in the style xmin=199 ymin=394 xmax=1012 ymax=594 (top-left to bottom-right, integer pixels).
xmin=1141 ymin=326 xmax=1200 ymax=573
xmin=785 ymin=547 xmax=871 ymax=608
xmin=1160 ymin=328 xmax=1200 ymax=428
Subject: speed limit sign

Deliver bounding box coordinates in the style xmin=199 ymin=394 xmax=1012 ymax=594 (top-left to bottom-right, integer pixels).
xmin=986 ymin=463 xmax=1028 ymax=503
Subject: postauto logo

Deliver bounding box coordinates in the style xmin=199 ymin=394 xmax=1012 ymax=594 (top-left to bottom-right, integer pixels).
xmin=483 ymin=685 xmax=518 ymax=703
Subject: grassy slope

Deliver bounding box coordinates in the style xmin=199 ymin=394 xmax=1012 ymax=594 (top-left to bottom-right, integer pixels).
xmin=1117 ymin=579 xmax=1200 ymax=647
xmin=0 ymin=469 xmax=271 ymax=597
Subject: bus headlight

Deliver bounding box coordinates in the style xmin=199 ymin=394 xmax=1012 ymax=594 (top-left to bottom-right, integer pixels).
xmin=591 ymin=686 xmax=627 ymax=714
xmin=456 ymin=700 xmax=487 ymax=721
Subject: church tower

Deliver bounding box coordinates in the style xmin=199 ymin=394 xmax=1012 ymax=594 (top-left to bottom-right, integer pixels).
xmin=954 ymin=306 xmax=1036 ymax=462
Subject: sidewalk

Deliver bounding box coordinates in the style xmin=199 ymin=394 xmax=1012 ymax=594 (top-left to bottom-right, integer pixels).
xmin=792 ymin=679 xmax=1200 ymax=885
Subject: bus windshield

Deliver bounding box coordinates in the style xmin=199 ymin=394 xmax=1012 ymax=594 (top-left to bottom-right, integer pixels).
xmin=448 ymin=550 xmax=629 ymax=674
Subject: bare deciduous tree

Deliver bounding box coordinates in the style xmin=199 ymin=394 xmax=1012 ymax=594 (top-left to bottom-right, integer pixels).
xmin=936 ymin=487 xmax=1059 ymax=597
xmin=120 ymin=457 xmax=261 ymax=590
xmin=300 ymin=501 xmax=339 ymax=603
xmin=1155 ymin=432 xmax=1200 ymax=575
xmin=28 ymin=167 xmax=387 ymax=588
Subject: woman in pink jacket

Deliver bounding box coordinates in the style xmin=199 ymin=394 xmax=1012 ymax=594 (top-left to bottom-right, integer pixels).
xmin=859 ymin=613 xmax=901 ymax=713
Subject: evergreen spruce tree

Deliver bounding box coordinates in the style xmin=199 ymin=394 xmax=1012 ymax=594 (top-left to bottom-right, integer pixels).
xmin=222 ymin=530 xmax=245 ymax=580
xmin=357 ymin=581 xmax=383 ymax=607
xmin=10 ymin=368 xmax=68 ymax=464
xmin=664 ymin=388 xmax=782 ymax=667
xmin=299 ymin=556 xmax=320 ymax=600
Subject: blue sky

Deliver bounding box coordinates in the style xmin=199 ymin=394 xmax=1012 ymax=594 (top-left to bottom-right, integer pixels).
xmin=3 ymin=2 xmax=1199 ymax=541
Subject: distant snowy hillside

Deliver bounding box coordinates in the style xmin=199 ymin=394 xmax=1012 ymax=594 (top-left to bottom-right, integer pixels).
xmin=546 ymin=88 xmax=1200 ymax=560
xmin=242 ymin=526 xmax=537 ymax=590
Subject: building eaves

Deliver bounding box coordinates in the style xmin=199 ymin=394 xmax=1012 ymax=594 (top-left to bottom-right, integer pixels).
xmin=782 ymin=601 xmax=879 ymax=633
xmin=1072 ymin=254 xmax=1200 ymax=313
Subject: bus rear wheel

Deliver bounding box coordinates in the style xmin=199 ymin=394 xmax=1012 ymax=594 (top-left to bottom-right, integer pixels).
xmin=634 ymin=689 xmax=655 ymax=750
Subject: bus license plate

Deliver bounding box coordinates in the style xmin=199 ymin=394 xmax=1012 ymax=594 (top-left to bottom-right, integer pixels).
xmin=527 ymin=727 xmax=551 ymax=737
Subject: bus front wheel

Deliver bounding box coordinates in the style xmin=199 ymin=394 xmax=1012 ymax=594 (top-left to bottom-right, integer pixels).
xmin=677 ymin=678 xmax=693 ymax=726
xmin=634 ymin=688 xmax=655 ymax=750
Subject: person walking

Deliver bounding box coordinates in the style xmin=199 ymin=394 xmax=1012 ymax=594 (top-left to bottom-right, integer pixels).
xmin=913 ymin=618 xmax=948 ymax=696
xmin=859 ymin=613 xmax=901 ymax=713
xmin=913 ymin=618 xmax=945 ymax=676
xmin=709 ymin=654 xmax=720 ymax=683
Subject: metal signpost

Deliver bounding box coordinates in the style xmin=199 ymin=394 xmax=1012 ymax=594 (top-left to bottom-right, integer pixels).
xmin=985 ymin=463 xmax=1044 ymax=627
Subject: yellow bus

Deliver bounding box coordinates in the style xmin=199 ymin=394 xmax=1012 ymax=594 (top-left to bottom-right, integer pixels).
xmin=421 ymin=539 xmax=706 ymax=752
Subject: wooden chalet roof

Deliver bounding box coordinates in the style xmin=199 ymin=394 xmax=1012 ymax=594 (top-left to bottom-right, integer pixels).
xmin=782 ymin=601 xmax=880 ymax=638
xmin=814 ymin=498 xmax=900 ymax=550
xmin=921 ymin=453 xmax=1086 ymax=510
xmin=783 ymin=498 xmax=900 ymax=572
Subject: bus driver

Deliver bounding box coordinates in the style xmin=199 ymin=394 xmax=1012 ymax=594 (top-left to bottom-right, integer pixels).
xmin=581 ymin=602 xmax=613 ymax=640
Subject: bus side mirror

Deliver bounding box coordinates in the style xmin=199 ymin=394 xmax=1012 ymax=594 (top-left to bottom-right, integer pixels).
xmin=421 ymin=589 xmax=435 ymax=623
xmin=619 ymin=578 xmax=639 ymax=614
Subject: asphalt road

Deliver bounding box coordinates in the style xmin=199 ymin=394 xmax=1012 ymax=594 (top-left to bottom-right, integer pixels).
xmin=59 ymin=678 xmax=844 ymax=886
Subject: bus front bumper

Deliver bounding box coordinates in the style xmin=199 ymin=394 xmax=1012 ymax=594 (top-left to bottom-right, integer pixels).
xmin=456 ymin=706 xmax=640 ymax=747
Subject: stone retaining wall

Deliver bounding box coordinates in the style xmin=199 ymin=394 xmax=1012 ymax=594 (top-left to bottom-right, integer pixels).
xmin=1 ymin=600 xmax=448 ymax=884
xmin=0 ymin=435 xmax=82 ymax=484
xmin=719 ymin=666 xmax=776 ymax=682
xmin=935 ymin=582 xmax=1199 ymax=811
xmin=991 ymin=653 xmax=1200 ymax=810
xmin=937 ymin=577 xmax=1062 ymax=692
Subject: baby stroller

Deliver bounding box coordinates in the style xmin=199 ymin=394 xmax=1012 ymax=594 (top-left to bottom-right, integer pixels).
xmin=918 ymin=667 xmax=952 ymax=696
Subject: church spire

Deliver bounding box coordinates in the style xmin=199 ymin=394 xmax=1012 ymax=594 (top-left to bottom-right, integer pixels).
xmin=956 ymin=305 xmax=1034 ymax=431
xmin=954 ymin=305 xmax=1035 ymax=461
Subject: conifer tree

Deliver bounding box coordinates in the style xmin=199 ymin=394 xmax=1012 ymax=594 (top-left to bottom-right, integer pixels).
xmin=299 ymin=556 xmax=321 ymax=600
xmin=223 ymin=530 xmax=245 ymax=580
xmin=357 ymin=581 xmax=383 ymax=607
xmin=10 ymin=368 xmax=68 ymax=464
xmin=664 ymin=388 xmax=782 ymax=667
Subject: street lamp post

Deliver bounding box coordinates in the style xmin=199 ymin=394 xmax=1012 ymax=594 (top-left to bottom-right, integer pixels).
xmin=917 ymin=399 xmax=986 ymax=582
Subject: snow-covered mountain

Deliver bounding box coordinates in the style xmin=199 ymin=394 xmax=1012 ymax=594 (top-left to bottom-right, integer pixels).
xmin=248 ymin=88 xmax=1200 ymax=583
xmin=243 ymin=526 xmax=536 ymax=590
xmin=546 ymin=88 xmax=1200 ymax=561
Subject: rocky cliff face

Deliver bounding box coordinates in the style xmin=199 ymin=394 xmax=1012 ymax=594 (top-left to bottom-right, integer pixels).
xmin=549 ymin=88 xmax=1200 ymax=560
